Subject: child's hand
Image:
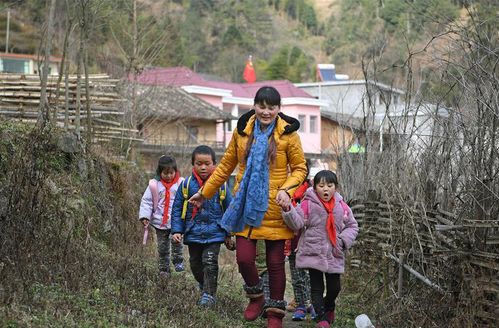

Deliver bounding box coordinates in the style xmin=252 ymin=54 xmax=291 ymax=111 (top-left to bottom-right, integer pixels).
xmin=276 ymin=190 xmax=291 ymax=211
xmin=224 ymin=236 xmax=236 ymax=251
xmin=188 ymin=192 xmax=205 ymax=208
xmin=172 ymin=233 xmax=183 ymax=243
xmin=140 ymin=218 xmax=149 ymax=227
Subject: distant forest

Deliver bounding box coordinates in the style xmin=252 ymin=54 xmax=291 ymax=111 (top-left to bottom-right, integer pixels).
xmin=0 ymin=0 xmax=493 ymax=90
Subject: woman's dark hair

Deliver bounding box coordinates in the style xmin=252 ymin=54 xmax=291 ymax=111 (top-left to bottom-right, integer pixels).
xmin=254 ymin=86 xmax=281 ymax=107
xmin=191 ymin=145 xmax=216 ymax=165
xmin=313 ymin=170 xmax=338 ymax=188
xmin=156 ymin=155 xmax=177 ymax=176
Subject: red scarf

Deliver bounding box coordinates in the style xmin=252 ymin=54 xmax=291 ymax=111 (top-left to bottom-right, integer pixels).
xmin=292 ymin=181 xmax=310 ymax=206
xmin=191 ymin=169 xmax=210 ymax=219
xmin=160 ymin=171 xmax=180 ymax=227
xmin=318 ymin=196 xmax=337 ymax=247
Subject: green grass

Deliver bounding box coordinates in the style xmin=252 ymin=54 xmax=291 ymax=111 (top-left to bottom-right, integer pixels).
xmin=0 ymin=256 xmax=252 ymax=328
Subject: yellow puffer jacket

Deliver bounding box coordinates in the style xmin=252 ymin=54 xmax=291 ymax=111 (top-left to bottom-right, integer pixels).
xmin=201 ymin=110 xmax=307 ymax=240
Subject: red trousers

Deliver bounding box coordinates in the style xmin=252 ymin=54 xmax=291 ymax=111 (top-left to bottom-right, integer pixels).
xmin=236 ymin=236 xmax=286 ymax=300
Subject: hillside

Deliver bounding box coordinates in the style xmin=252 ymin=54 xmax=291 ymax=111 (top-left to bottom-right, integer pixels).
xmin=0 ymin=1 xmax=494 ymax=94
xmin=0 ymin=0 xmax=329 ymax=82
xmin=310 ymin=0 xmax=340 ymax=22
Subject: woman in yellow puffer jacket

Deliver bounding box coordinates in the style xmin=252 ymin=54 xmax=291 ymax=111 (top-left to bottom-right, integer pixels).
xmin=189 ymin=86 xmax=307 ymax=328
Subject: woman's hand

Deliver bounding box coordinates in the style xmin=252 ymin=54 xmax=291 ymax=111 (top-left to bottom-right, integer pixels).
xmin=188 ymin=191 xmax=205 ymax=208
xmin=276 ymin=190 xmax=291 ymax=211
xmin=172 ymin=233 xmax=183 ymax=243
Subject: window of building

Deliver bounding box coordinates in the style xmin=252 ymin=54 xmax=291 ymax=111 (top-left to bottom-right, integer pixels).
xmin=309 ymin=115 xmax=318 ymax=133
xmin=298 ymin=115 xmax=306 ymax=132
xmin=0 ymin=58 xmax=29 ymax=74
xmin=186 ymin=125 xmax=199 ymax=144
xmin=378 ymin=92 xmax=384 ymax=105
xmin=393 ymin=94 xmax=399 ymax=105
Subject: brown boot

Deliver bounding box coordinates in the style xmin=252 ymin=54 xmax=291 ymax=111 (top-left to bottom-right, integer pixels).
xmin=266 ymin=307 xmax=285 ymax=328
xmin=243 ymin=280 xmax=264 ymax=321
xmin=244 ymin=293 xmax=264 ymax=321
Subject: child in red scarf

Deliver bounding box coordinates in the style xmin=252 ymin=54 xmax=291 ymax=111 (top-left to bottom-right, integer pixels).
xmin=139 ymin=155 xmax=185 ymax=278
xmin=280 ymin=170 xmax=359 ymax=328
xmin=171 ymin=146 xmax=232 ymax=307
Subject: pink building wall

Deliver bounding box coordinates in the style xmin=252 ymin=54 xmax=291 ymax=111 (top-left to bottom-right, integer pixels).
xmin=281 ymin=104 xmax=321 ymax=154
xmin=195 ymin=94 xmax=224 ymax=109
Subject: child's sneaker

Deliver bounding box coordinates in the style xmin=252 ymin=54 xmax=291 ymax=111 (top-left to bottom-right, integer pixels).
xmin=174 ymin=262 xmax=185 ymax=272
xmin=307 ymin=304 xmax=317 ymax=320
xmin=198 ymin=292 xmax=216 ymax=307
xmin=291 ymin=305 xmax=307 ymax=321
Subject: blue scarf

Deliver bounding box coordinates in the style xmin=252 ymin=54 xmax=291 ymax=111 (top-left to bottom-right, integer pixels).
xmin=221 ymin=119 xmax=276 ymax=233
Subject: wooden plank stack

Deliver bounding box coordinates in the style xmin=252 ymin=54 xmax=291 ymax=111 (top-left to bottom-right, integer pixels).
xmin=0 ymin=73 xmax=139 ymax=142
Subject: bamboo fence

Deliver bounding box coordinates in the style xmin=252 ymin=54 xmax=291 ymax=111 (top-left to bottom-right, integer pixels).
xmin=0 ymin=73 xmax=139 ymax=142
xmin=350 ymin=192 xmax=498 ymax=327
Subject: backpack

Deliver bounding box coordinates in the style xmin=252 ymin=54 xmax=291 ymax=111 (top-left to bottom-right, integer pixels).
xmin=148 ymin=179 xmax=160 ymax=218
xmin=144 ymin=178 xmax=161 ymax=245
xmin=180 ymin=176 xmax=227 ymax=220
xmin=301 ymin=198 xmax=350 ymax=222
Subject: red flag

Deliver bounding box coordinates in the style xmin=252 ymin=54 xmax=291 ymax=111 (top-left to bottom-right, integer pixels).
xmin=243 ymin=55 xmax=256 ymax=83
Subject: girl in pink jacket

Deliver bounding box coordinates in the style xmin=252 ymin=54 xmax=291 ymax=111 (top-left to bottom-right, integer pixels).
xmin=280 ymin=170 xmax=358 ymax=328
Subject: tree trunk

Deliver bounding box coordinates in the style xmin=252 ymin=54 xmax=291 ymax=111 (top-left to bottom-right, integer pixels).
xmin=52 ymin=21 xmax=73 ymax=123
xmin=75 ymin=41 xmax=82 ymax=138
xmin=38 ymin=0 xmax=57 ymax=127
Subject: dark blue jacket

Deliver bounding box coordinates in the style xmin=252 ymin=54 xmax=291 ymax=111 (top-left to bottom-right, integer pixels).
xmin=171 ymin=174 xmax=232 ymax=245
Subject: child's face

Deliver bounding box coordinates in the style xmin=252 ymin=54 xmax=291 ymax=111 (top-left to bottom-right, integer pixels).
xmin=160 ymin=167 xmax=176 ymax=183
xmin=314 ymin=178 xmax=336 ymax=202
xmin=193 ymin=153 xmax=215 ymax=180
xmin=255 ymin=101 xmax=280 ymax=127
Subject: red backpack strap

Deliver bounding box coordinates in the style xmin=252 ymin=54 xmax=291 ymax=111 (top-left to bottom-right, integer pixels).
xmin=339 ymin=200 xmax=350 ymax=219
xmin=149 ymin=179 xmax=159 ymax=216
xmin=300 ymin=200 xmax=309 ymax=222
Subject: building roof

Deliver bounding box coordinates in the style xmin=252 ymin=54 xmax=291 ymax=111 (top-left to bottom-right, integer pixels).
xmin=238 ymin=80 xmax=312 ymax=98
xmin=0 ymin=53 xmax=62 ymax=62
xmin=296 ymin=80 xmax=405 ymax=95
xmin=136 ymin=66 xmax=314 ymax=99
xmin=321 ymin=111 xmax=365 ymax=130
xmin=136 ymin=85 xmax=234 ymax=121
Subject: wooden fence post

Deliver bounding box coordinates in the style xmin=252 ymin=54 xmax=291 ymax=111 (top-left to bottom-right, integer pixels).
xmin=398 ymin=253 xmax=405 ymax=298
